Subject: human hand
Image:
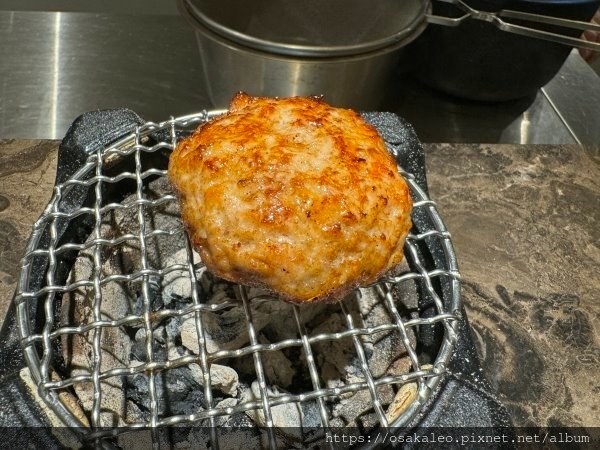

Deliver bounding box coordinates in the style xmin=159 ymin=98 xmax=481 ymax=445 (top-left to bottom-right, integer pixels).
xmin=580 ymin=9 xmax=600 ymax=63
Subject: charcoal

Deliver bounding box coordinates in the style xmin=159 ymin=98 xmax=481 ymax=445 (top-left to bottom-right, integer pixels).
xmin=130 ymin=336 xmax=167 ymax=363
xmin=188 ymin=425 xmax=262 ymax=450
xmin=181 ymin=306 xmax=270 ymax=354
xmin=368 ymin=330 xmax=414 ymax=378
xmin=387 ymin=354 xmax=413 ymax=377
xmin=329 ymin=416 xmax=347 ymax=431
xmin=126 ymin=372 xmax=162 ymax=414
xmin=312 ymin=314 xmax=355 ymax=382
xmin=385 ymin=381 xmax=418 ymax=424
xmin=62 ymin=175 xmax=421 ymax=436
xmin=212 ymin=398 xmax=239 ymax=426
xmin=169 ymin=390 xmax=207 ymax=416
xmin=163 ymin=293 xmax=192 ymax=310
xmin=222 ymin=412 xmax=256 ymax=428
xmin=301 ymin=400 xmax=324 ymax=429
xmin=243 ymin=382 xmax=304 ymax=441
xmin=165 ymin=368 xmax=202 ymax=399
xmin=130 ymin=277 xmax=164 ymax=316
xmin=153 ymin=325 xmax=166 ymax=344
xmin=189 ymin=363 xmax=239 ymax=396
xmin=124 ymin=399 xmax=145 ymax=424
xmin=165 ymin=316 xmax=182 ymax=341
xmin=160 ymin=248 xmax=202 ymax=302
xmin=258 ymin=334 xmax=295 ymax=388
xmin=357 ymin=411 xmax=379 ymax=431
xmin=126 ymin=366 xmax=204 ymax=415
xmin=167 ymin=343 xmax=189 ymax=361
xmin=132 ymin=293 xmax=144 ymax=316
xmin=332 ymin=385 xmax=394 ymax=424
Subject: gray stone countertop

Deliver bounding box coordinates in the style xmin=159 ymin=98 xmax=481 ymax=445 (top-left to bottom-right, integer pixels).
xmin=0 ymin=139 xmax=598 ymax=428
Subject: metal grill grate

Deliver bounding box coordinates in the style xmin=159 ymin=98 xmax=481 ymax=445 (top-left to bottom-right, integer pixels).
xmin=15 ymin=112 xmax=461 ymax=448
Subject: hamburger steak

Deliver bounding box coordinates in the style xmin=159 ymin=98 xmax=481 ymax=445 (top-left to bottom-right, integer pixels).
xmin=168 ymin=93 xmax=413 ymax=303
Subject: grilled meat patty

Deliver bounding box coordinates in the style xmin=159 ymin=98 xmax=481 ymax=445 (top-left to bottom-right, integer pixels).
xmin=168 ymin=93 xmax=412 ymax=303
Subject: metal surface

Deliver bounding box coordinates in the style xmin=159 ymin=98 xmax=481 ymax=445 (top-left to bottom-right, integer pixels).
xmin=178 ymin=0 xmax=427 ymax=109
xmin=542 ymin=49 xmax=600 ymax=145
xmin=0 ymin=11 xmax=209 ymax=140
xmin=428 ymin=0 xmax=600 ymax=51
xmin=183 ymin=0 xmax=428 ymax=57
xmin=0 ymin=0 xmax=178 ymax=15
xmin=392 ymin=51 xmax=600 ymax=145
xmin=14 ymin=111 xmax=461 ymax=447
xmin=0 ymin=10 xmax=599 ymax=143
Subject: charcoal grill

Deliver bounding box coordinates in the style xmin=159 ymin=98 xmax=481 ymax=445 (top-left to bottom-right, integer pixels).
xmin=0 ymin=109 xmax=512 ymax=448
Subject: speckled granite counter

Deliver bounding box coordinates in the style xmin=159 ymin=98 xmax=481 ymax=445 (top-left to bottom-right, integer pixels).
xmin=0 ymin=140 xmax=598 ymax=428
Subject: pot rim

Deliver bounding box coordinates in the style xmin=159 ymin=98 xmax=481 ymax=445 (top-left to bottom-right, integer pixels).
xmin=178 ymin=0 xmax=430 ymax=57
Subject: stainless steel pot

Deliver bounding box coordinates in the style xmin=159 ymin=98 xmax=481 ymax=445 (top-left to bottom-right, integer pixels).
xmin=177 ymin=0 xmax=429 ymax=109
xmin=178 ymin=0 xmax=600 ymax=108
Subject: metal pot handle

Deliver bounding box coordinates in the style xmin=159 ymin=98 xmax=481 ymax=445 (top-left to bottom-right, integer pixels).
xmin=427 ymin=0 xmax=600 ymax=52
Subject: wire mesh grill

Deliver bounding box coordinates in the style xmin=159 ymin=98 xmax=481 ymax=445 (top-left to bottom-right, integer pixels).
xmin=15 ymin=112 xmax=461 ymax=448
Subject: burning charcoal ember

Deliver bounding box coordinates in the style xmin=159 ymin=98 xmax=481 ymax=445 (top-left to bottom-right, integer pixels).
xmin=189 ymin=363 xmax=239 ymax=396
xmin=257 ymin=335 xmax=295 ymax=388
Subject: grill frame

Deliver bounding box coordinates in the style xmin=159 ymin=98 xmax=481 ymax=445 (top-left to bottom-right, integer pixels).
xmin=14 ymin=110 xmax=462 ymax=447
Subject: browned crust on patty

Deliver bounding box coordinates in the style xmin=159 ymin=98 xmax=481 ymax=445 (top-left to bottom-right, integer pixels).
xmin=168 ymin=92 xmax=412 ymax=303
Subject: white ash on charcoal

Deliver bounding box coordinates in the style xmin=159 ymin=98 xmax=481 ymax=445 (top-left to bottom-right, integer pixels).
xmin=189 ymin=363 xmax=239 ymax=397
xmin=332 ymin=385 xmax=395 ymax=430
xmin=179 ymin=286 xmax=328 ymax=356
xmin=61 ymin=246 xmax=134 ymax=427
xmin=242 ymin=382 xmax=305 ymax=442
xmin=257 ymin=334 xmax=295 ymax=388
xmin=60 ymin=176 xmax=422 ymax=443
xmin=179 ymin=309 xmax=259 ymax=355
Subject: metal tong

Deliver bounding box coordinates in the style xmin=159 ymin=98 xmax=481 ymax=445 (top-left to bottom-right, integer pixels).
xmin=427 ymin=0 xmax=600 ymax=51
